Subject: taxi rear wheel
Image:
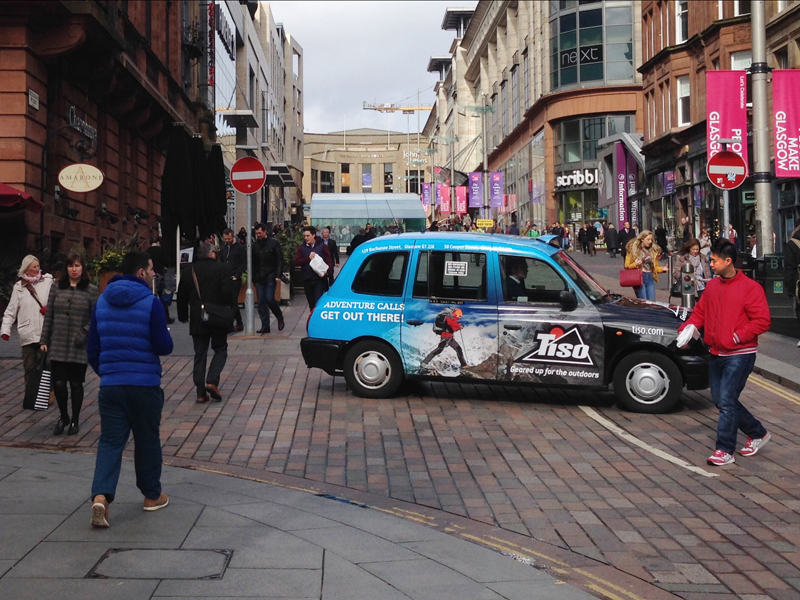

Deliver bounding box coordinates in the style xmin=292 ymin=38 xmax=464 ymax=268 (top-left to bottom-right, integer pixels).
xmin=344 ymin=340 xmax=404 ymax=398
xmin=613 ymin=351 xmax=682 ymax=414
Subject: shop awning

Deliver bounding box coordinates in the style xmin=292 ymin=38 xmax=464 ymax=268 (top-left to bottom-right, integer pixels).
xmin=310 ymin=194 xmax=426 ymax=221
xmin=0 ymin=183 xmax=43 ymax=213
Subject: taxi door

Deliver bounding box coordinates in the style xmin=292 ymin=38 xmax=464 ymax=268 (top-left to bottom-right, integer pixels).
xmin=400 ymin=247 xmax=499 ymax=380
xmin=496 ymin=253 xmax=604 ymax=387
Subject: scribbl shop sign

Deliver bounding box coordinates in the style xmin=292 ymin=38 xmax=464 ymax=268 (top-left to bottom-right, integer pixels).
xmin=555 ymin=168 xmax=598 ymax=189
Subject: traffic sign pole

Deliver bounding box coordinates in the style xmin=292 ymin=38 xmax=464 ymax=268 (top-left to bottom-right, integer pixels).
xmin=231 ymin=156 xmax=266 ymax=337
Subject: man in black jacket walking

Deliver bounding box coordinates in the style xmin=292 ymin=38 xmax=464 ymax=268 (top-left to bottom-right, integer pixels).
xmin=296 ymin=226 xmax=332 ymax=310
xmin=220 ymin=228 xmax=246 ymax=332
xmin=619 ymin=221 xmax=636 ymax=261
xmin=177 ymin=242 xmax=232 ymax=403
xmin=251 ymin=222 xmax=285 ymax=334
xmin=785 ymin=225 xmax=800 ymax=347
xmin=321 ymin=227 xmax=339 ymax=286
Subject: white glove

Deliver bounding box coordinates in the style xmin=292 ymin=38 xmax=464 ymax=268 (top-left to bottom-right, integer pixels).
xmin=676 ymin=324 xmax=700 ymax=349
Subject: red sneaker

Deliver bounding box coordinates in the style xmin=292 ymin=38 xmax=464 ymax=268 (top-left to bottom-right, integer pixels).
xmin=707 ymin=450 xmax=734 ymax=466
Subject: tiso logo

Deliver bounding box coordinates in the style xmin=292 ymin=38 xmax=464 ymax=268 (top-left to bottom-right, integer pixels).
xmin=517 ymin=326 xmax=594 ymax=366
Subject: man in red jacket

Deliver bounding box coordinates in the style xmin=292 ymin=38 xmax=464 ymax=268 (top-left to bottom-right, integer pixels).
xmin=678 ymin=239 xmax=771 ymax=466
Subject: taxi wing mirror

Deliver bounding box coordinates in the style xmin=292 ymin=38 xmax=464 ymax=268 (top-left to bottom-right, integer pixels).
xmin=559 ymin=289 xmax=578 ymax=311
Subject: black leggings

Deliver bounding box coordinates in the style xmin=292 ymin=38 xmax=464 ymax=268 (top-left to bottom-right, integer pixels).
xmin=53 ymin=380 xmax=84 ymax=425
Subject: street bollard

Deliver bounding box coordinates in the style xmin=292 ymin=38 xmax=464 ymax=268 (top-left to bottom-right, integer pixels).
xmin=680 ymin=263 xmax=697 ymax=309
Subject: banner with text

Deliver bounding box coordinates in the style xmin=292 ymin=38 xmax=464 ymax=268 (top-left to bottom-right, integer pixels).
xmin=706 ymin=70 xmax=749 ymax=174
xmin=489 ymin=172 xmax=504 ymax=208
xmin=440 ymin=185 xmax=451 ymax=214
xmin=773 ymin=70 xmax=800 ymax=178
xmin=468 ymin=172 xmax=483 ymax=208
xmin=435 ymin=183 xmax=443 ymax=206
xmin=421 ymin=182 xmax=431 ymax=207
xmin=616 ymin=143 xmax=628 ymax=226
xmin=456 ymin=186 xmax=467 ymax=214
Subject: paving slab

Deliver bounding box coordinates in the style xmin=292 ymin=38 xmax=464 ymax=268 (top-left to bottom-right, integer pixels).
xmin=153 ymin=568 xmax=322 ymax=597
xmin=225 ymin=500 xmax=343 ymax=531
xmin=0 ymin=514 xmax=65 ymax=559
xmin=291 ymin=526 xmax=420 ymax=564
xmin=6 ymin=541 xmax=152 ymax=578
xmin=487 ymin=579 xmax=598 ymax=600
xmin=0 ymin=579 xmax=159 ymax=600
xmin=321 ymin=552 xmax=410 ymax=600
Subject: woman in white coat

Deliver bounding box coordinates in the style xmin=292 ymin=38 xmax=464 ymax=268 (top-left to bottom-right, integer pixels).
xmin=1 ymin=255 xmax=54 ymax=385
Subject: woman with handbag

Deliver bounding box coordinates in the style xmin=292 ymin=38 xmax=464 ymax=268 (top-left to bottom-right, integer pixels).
xmin=39 ymin=252 xmax=98 ymax=435
xmin=672 ymin=239 xmax=711 ymax=300
xmin=1 ymin=255 xmax=54 ymax=386
xmin=624 ymin=230 xmax=666 ymax=301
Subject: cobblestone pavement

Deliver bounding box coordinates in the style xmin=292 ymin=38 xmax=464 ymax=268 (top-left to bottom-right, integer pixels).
xmin=2 ymin=292 xmax=800 ymax=599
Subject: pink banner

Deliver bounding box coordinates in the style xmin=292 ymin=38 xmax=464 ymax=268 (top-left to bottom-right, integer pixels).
xmin=455 ymin=186 xmax=467 ymax=214
xmin=773 ymin=70 xmax=800 ymax=178
xmin=706 ymin=70 xmax=748 ymax=175
xmin=440 ymin=185 xmax=451 ymax=214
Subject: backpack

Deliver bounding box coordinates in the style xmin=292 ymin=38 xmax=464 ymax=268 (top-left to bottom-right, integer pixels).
xmin=432 ymin=308 xmax=454 ymax=335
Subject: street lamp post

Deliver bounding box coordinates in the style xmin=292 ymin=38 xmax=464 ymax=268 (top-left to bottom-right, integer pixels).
xmin=751 ymin=0 xmax=774 ymax=256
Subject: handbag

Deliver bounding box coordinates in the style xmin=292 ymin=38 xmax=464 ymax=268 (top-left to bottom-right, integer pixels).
xmin=23 ymin=352 xmax=51 ymax=411
xmin=619 ymin=268 xmax=643 ymax=288
xmin=191 ymin=267 xmax=232 ymax=331
xmin=670 ymin=280 xmax=682 ymax=297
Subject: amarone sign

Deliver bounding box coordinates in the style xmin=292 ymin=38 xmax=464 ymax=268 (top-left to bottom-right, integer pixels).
xmin=58 ymin=163 xmax=104 ymax=193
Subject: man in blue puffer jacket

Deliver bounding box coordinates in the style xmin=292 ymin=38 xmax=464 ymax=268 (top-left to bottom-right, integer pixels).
xmin=86 ymin=250 xmax=174 ymax=528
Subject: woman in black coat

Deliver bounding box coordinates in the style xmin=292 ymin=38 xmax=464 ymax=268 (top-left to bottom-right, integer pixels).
xmin=39 ymin=252 xmax=99 ymax=435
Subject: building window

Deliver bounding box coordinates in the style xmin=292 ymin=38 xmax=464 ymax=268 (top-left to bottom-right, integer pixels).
xmin=676 ymin=0 xmax=688 ymax=44
xmin=384 ymin=163 xmax=393 ymax=192
xmin=511 ymin=66 xmax=520 ymax=128
xmin=311 ymin=169 xmax=319 ymax=195
xmin=677 ymin=75 xmax=690 ymax=126
xmin=665 ymin=80 xmax=671 ymax=130
xmin=501 ymin=81 xmax=508 ymax=136
xmin=491 ymin=93 xmax=498 ymax=147
xmin=718 ymin=0 xmax=724 ymax=19
xmin=341 ymin=163 xmax=350 ymax=193
xmin=248 ymin=68 xmax=255 ymax=111
xmin=362 ymin=164 xmax=372 ymax=193
xmin=554 ymin=116 xmax=618 ymax=166
xmin=522 ymin=50 xmax=530 ymax=109
xmin=734 ymin=1 xmax=751 ymax=16
xmin=731 ymin=50 xmax=753 ymax=105
xmin=659 ymin=83 xmax=666 ymax=133
xmin=320 ymin=171 xmax=334 ymax=193
xmin=775 ymin=46 xmax=789 ymax=69
xmin=406 ymin=169 xmax=422 ymax=194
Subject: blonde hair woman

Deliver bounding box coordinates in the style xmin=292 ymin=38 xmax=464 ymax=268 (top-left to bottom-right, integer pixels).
xmin=1 ymin=255 xmax=54 ymax=385
xmin=624 ymin=230 xmax=667 ymax=300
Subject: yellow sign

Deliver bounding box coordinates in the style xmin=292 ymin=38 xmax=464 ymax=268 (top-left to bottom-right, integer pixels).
xmin=58 ymin=163 xmax=104 ymax=193
xmin=476 ymin=219 xmax=495 ymax=229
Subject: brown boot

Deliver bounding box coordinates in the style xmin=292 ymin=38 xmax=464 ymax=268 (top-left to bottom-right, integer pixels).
xmin=205 ymin=384 xmax=222 ymax=402
xmin=91 ymin=495 xmax=109 ymax=528
xmin=143 ymin=493 xmax=169 ymax=512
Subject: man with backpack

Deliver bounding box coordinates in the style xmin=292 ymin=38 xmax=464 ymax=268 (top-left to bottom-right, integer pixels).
xmin=420 ymin=307 xmax=469 ymax=372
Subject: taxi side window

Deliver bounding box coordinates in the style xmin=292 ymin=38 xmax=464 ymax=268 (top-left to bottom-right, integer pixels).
xmin=413 ymin=251 xmax=487 ymax=302
xmin=351 ymin=252 xmax=408 ymax=297
xmin=501 ymin=255 xmax=566 ymax=303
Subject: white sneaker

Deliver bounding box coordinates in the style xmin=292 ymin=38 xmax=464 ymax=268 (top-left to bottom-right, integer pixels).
xmin=739 ymin=432 xmax=771 ymax=457
xmin=707 ymin=449 xmax=735 ymax=466
xmin=796 ymin=340 xmax=800 ymax=347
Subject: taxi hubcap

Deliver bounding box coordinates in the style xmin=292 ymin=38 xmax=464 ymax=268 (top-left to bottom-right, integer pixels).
xmin=354 ymin=351 xmax=391 ymax=388
xmin=625 ymin=362 xmax=669 ymax=404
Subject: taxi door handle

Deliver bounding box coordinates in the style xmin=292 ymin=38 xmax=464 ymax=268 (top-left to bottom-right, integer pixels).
xmin=503 ymin=324 xmax=522 ymax=330
xmin=406 ymin=320 xmax=424 ymax=326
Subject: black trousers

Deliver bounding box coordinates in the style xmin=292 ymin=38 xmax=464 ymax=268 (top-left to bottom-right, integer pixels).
xmin=422 ymin=337 xmax=467 ymax=367
xmin=230 ymin=278 xmax=242 ymax=327
xmin=303 ymin=278 xmax=328 ymax=310
xmin=192 ymin=333 xmax=228 ymax=397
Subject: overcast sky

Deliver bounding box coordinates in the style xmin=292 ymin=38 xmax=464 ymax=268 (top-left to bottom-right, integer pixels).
xmin=269 ymin=1 xmax=478 ymax=134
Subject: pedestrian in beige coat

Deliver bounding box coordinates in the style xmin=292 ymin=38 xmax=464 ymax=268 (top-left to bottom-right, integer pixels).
xmin=1 ymin=255 xmax=53 ymax=385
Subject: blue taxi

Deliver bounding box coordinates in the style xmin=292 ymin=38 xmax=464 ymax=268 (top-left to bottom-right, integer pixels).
xmin=300 ymin=233 xmax=708 ymax=413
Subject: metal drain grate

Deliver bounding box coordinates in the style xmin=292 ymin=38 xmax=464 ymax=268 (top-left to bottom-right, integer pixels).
xmin=88 ymin=548 xmax=232 ymax=580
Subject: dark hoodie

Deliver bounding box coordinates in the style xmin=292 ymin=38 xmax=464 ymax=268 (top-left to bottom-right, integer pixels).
xmin=87 ymin=275 xmax=173 ymax=387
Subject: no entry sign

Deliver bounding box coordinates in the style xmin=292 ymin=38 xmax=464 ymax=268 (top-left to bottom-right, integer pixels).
xmin=230 ymin=157 xmax=266 ymax=194
xmin=707 ymin=150 xmax=747 ymax=190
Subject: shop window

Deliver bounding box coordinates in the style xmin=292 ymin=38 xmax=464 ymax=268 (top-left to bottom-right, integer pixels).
xmin=775 ymin=46 xmax=789 ymax=69
xmin=413 ymin=251 xmax=487 ymax=302
xmin=384 ymin=163 xmax=393 ymax=193
xmin=341 ymin=163 xmax=350 ymax=193
xmin=511 ymin=66 xmax=520 ymax=127
xmin=676 ymin=0 xmax=689 ymax=44
xmin=677 ymin=76 xmax=690 ymax=126
xmin=352 ymin=252 xmax=408 ymax=297
xmin=311 ymin=169 xmax=318 ymax=195
xmin=522 ymin=50 xmax=530 ymax=109
xmin=501 ymin=81 xmax=509 ymax=137
xmin=406 ymin=169 xmax=422 ymax=194
xmin=608 ymin=115 xmax=633 ymax=135
xmin=320 ymin=171 xmax=334 ymax=194
xmin=362 ymin=164 xmax=372 ymax=193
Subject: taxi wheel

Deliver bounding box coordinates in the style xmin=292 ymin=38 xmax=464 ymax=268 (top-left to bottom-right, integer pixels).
xmin=613 ymin=351 xmax=682 ymax=414
xmin=344 ymin=340 xmax=404 ymax=398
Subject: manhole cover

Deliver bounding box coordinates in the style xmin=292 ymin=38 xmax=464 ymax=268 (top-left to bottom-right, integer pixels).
xmin=89 ymin=549 xmax=232 ymax=580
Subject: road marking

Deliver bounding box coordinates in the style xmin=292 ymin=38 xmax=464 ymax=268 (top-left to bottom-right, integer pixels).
xmin=579 ymin=406 xmax=720 ymax=478
xmin=748 ymin=374 xmax=800 ymax=407
xmin=576 ymin=569 xmax=647 ymax=600
xmin=585 ymin=582 xmax=637 ymax=600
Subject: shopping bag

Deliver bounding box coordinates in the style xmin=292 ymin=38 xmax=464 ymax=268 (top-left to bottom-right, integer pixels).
xmin=23 ymin=352 xmax=51 ymax=411
xmin=309 ymin=254 xmax=328 ymax=276
xmin=619 ymin=269 xmax=643 ymax=288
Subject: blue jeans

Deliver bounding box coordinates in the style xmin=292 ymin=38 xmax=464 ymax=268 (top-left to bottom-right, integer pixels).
xmin=635 ymin=272 xmax=656 ymax=300
xmin=708 ymin=353 xmax=766 ymax=454
xmin=255 ymin=280 xmax=284 ymax=329
xmin=91 ymin=385 xmax=164 ymax=503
